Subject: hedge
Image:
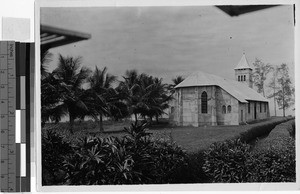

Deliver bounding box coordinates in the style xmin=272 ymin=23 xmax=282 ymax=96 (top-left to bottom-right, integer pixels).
xmin=237 ymin=117 xmax=293 ymax=143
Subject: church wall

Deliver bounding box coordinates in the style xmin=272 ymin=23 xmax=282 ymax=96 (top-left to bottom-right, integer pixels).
xmin=170 ymin=88 xmax=183 ymax=126
xmin=215 ymin=87 xmax=239 ymax=125
xmin=181 ymin=87 xmax=199 ymax=127
xmin=197 ymin=86 xmax=217 ymax=126
xmin=169 ymin=86 xmax=269 ymax=126
xmin=240 ymin=101 xmax=269 ymax=123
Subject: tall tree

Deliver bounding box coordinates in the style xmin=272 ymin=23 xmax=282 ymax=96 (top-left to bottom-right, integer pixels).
xmin=267 ymin=65 xmax=279 ymax=116
xmin=169 ymin=76 xmax=185 ymax=93
xmin=118 ymin=70 xmax=142 ymax=122
xmin=87 ymin=66 xmax=118 ymax=132
xmin=172 ymin=76 xmax=185 ymax=86
xmin=51 ymin=55 xmax=91 ymax=133
xmin=118 ymin=70 xmax=171 ymax=123
xmin=252 ymin=58 xmax=272 ymax=97
xmin=268 ymin=64 xmax=294 ymax=117
xmin=41 ymin=49 xmax=53 ymax=79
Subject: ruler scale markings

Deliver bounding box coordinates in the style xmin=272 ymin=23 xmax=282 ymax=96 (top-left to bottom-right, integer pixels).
xmin=0 ymin=41 xmax=8 ymax=192
xmin=8 ymin=41 xmax=16 ymax=192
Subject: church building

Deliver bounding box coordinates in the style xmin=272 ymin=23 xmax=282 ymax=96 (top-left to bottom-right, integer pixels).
xmin=169 ymin=54 xmax=270 ymax=126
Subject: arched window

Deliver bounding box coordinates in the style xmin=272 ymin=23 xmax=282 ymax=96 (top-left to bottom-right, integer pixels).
xmin=227 ymin=105 xmax=231 ymax=113
xmin=238 ymin=76 xmax=240 ymax=81
xmin=243 ymin=75 xmax=246 ymax=81
xmin=222 ymin=105 xmax=226 ymax=114
xmin=201 ymin=91 xmax=208 ymax=114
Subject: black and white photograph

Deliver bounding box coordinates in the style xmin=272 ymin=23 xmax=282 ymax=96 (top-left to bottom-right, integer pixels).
xmin=39 ymin=3 xmax=296 ymax=187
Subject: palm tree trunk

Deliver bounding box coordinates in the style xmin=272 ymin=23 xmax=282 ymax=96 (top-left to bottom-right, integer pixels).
xmin=99 ymin=114 xmax=104 ymax=132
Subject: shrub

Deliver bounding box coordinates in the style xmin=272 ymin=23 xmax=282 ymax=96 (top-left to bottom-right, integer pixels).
xmin=202 ymin=137 xmax=296 ymax=183
xmin=287 ymin=120 xmax=295 ymax=138
xmin=202 ymin=139 xmax=252 ymax=183
xmin=42 ymin=130 xmax=73 ymax=185
xmin=248 ymin=137 xmax=296 ymax=182
xmin=238 ymin=118 xmax=291 ymax=143
xmin=60 ymin=121 xmax=191 ymax=185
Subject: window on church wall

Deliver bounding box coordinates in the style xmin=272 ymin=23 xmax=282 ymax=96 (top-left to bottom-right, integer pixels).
xmin=238 ymin=76 xmax=240 ymax=81
xmin=222 ymin=105 xmax=226 ymax=114
xmin=227 ymin=105 xmax=231 ymax=113
xmin=244 ymin=75 xmax=246 ymax=81
xmin=201 ymin=91 xmax=208 ymax=114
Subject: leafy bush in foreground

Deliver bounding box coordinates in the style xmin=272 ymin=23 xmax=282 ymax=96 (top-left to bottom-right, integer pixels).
xmin=202 ymin=137 xmax=296 ymax=183
xmin=249 ymin=137 xmax=295 ymax=182
xmin=42 ymin=130 xmax=73 ymax=185
xmin=202 ymin=139 xmax=253 ymax=183
xmin=42 ymin=121 xmax=191 ymax=185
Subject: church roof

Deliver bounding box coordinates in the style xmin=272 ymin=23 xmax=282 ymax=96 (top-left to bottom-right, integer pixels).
xmin=175 ymin=71 xmax=268 ymax=103
xmin=234 ymin=54 xmax=253 ymax=70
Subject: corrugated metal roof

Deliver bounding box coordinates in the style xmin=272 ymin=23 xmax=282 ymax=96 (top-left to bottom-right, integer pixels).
xmin=234 ymin=53 xmax=253 ymax=70
xmin=175 ymin=71 xmax=268 ymax=103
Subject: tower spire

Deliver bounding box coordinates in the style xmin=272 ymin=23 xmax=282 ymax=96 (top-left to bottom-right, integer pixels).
xmin=234 ymin=53 xmax=253 ymax=88
xmin=234 ymin=53 xmax=252 ymax=70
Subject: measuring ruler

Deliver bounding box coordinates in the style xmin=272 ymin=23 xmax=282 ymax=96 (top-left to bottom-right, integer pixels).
xmin=1 ymin=41 xmax=32 ymax=192
xmin=1 ymin=41 xmax=16 ymax=192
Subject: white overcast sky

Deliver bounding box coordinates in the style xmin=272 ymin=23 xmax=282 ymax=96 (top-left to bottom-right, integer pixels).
xmin=41 ymin=5 xmax=294 ymax=84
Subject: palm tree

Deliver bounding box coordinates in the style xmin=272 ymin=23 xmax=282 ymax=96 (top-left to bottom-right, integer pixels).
xmin=169 ymin=76 xmax=185 ymax=92
xmin=118 ymin=70 xmax=142 ymax=122
xmin=41 ymin=49 xmax=53 ymax=79
xmin=118 ymin=70 xmax=171 ymax=123
xmin=87 ymin=66 xmax=118 ymax=132
xmin=138 ymin=75 xmax=171 ymax=123
xmin=50 ymin=54 xmax=91 ymax=133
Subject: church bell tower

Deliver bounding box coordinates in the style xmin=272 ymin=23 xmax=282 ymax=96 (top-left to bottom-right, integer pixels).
xmin=234 ymin=53 xmax=253 ymax=88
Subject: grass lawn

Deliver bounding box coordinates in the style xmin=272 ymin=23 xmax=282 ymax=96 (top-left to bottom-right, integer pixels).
xmin=43 ymin=116 xmax=290 ymax=153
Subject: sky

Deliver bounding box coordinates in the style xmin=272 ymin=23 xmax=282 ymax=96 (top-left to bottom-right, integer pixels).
xmin=41 ymin=5 xmax=295 ymax=116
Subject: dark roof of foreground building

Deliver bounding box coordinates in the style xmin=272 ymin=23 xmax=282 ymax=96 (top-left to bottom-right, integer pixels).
xmin=175 ymin=71 xmax=268 ymax=103
xmin=41 ymin=25 xmax=91 ymax=50
xmin=216 ymin=5 xmax=279 ymax=17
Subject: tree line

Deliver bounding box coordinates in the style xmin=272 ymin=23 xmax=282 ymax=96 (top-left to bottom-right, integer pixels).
xmin=41 ymin=51 xmax=184 ymax=133
xmin=252 ymin=59 xmax=294 ymax=117
xmin=41 ymin=50 xmax=294 ymax=133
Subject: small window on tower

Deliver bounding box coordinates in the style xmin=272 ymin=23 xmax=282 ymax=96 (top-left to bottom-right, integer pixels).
xmin=244 ymin=75 xmax=246 ymax=81
xmin=238 ymin=76 xmax=240 ymax=81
